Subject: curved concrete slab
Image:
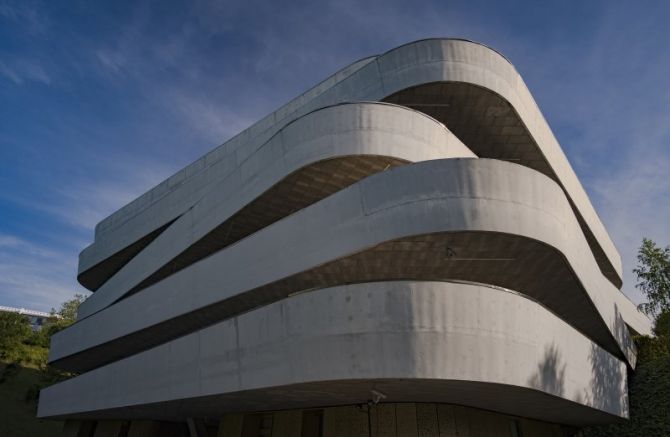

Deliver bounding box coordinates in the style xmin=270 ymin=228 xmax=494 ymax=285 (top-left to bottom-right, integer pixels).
xmin=77 ymin=57 xmax=380 ymax=284
xmin=50 ymin=159 xmax=645 ymax=373
xmin=77 ymin=102 xmax=475 ymax=315
xmin=38 ymin=281 xmax=629 ymax=425
xmin=78 ymin=39 xmax=622 ymax=293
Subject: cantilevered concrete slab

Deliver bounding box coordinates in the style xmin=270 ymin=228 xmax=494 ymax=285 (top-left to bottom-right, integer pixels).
xmin=77 ymin=102 xmax=474 ymax=318
xmin=39 ymin=281 xmax=628 ymax=426
xmin=51 ymin=159 xmax=641 ymax=374
xmin=77 ymin=39 xmax=622 ymax=295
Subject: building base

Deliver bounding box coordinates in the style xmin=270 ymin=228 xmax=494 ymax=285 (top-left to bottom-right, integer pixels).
xmin=61 ymin=402 xmax=577 ymax=437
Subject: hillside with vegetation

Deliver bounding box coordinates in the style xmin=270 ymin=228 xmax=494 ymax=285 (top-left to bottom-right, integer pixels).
xmin=0 ymin=295 xmax=85 ymax=437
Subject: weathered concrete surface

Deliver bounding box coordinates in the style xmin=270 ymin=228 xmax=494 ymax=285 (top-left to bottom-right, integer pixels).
xmin=78 ymin=38 xmax=622 ymax=293
xmin=39 ymin=281 xmax=628 ymax=425
xmin=51 ymin=159 xmax=644 ymax=373
xmin=77 ymin=102 xmax=474 ymax=316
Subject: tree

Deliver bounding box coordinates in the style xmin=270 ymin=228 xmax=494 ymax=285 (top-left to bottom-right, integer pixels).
xmin=582 ymin=335 xmax=670 ymax=437
xmin=545 ymin=239 xmax=670 ymax=437
xmin=26 ymin=294 xmax=88 ymax=349
xmin=53 ymin=293 xmax=86 ymax=322
xmin=36 ymin=294 xmax=87 ymax=347
xmin=654 ymin=309 xmax=670 ymax=337
xmin=0 ymin=312 xmax=32 ymax=360
xmin=634 ymin=238 xmax=670 ymax=317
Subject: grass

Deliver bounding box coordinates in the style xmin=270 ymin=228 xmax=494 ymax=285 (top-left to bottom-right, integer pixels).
xmin=0 ymin=360 xmax=64 ymax=437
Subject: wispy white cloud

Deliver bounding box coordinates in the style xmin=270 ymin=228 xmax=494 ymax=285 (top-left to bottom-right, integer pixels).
xmin=0 ymin=233 xmax=87 ymax=312
xmin=0 ymin=60 xmax=22 ymax=83
xmin=95 ymin=50 xmax=127 ymax=75
xmin=164 ymin=89 xmax=253 ymax=146
xmin=88 ymin=8 xmax=247 ymax=142
xmin=589 ymin=121 xmax=670 ymax=304
xmin=48 ymin=179 xmax=162 ymax=232
xmin=41 ymin=157 xmax=176 ymax=232
xmin=0 ymin=58 xmax=50 ymax=85
xmin=0 ymin=1 xmax=49 ymax=36
xmin=491 ymin=2 xmax=670 ymax=305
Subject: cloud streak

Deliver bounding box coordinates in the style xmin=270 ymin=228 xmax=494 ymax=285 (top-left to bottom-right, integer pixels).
xmin=0 ymin=233 xmax=84 ymax=312
xmin=0 ymin=58 xmax=50 ymax=85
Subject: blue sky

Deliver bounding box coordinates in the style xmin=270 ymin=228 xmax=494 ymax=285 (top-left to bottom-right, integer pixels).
xmin=1 ymin=0 xmax=669 ymax=312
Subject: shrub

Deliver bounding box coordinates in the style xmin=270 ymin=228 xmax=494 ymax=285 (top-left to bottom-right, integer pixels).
xmin=582 ymin=335 xmax=670 ymax=436
xmin=0 ymin=313 xmax=31 ymax=360
xmin=654 ymin=310 xmax=670 ymax=337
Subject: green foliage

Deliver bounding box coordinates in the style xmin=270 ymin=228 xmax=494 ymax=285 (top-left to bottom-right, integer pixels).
xmin=634 ymin=238 xmax=670 ymax=317
xmin=35 ymin=294 xmax=87 ymax=347
xmin=0 ymin=362 xmax=63 ymax=436
xmin=23 ymin=328 xmax=49 ymax=349
xmin=0 ymin=295 xmax=86 ymax=436
xmin=38 ymin=318 xmax=70 ymax=345
xmin=653 ymin=309 xmax=670 ymax=337
xmin=0 ymin=294 xmax=86 ymax=370
xmin=0 ymin=313 xmax=32 ymax=361
xmin=20 ymin=294 xmax=88 ymax=355
xmin=636 ymin=335 xmax=670 ymax=362
xmin=20 ymin=345 xmax=49 ymax=369
xmin=52 ymin=293 xmax=86 ymax=323
xmin=581 ymin=335 xmax=670 ymax=436
xmin=585 ymin=251 xmax=670 ymax=437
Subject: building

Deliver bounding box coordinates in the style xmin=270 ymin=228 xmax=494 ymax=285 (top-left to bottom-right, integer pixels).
xmin=0 ymin=305 xmax=54 ymax=331
xmin=38 ymin=39 xmax=653 ymax=437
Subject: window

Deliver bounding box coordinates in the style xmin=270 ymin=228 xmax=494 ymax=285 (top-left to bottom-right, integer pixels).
xmin=241 ymin=413 xmax=273 ymax=437
xmin=301 ymin=409 xmax=323 ymax=437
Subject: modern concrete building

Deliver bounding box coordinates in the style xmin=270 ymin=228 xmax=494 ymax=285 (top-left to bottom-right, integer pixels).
xmin=38 ymin=39 xmax=652 ymax=437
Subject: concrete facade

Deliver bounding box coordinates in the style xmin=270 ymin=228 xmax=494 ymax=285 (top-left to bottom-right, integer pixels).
xmin=39 ymin=39 xmax=652 ymax=436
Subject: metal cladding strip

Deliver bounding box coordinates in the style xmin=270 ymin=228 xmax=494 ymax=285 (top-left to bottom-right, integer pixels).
xmin=39 ymin=281 xmax=629 ymax=425
xmin=76 ymin=103 xmax=476 ymax=319
xmin=50 ymin=159 xmax=648 ymax=371
xmin=78 ymin=39 xmax=622 ymax=292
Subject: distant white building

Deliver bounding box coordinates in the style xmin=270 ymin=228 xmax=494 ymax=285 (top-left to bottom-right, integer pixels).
xmin=0 ymin=305 xmax=55 ymax=331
